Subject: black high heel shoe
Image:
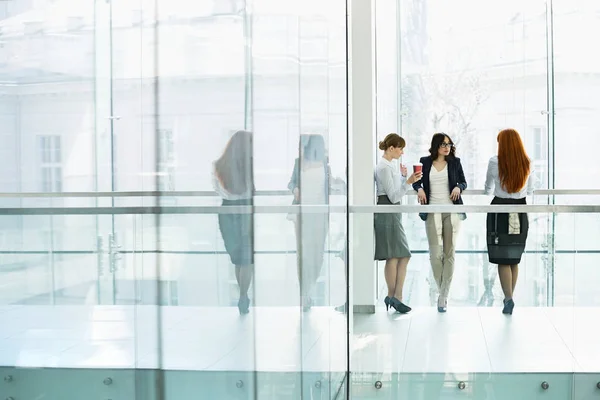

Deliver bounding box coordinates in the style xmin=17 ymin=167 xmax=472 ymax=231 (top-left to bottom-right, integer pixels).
xmin=437 ymin=297 xmax=447 ymax=313
xmin=302 ymin=296 xmax=313 ymax=312
xmin=334 ymin=302 xmax=347 ymax=313
xmin=502 ymin=299 xmax=514 ymax=315
xmin=389 ymin=297 xmax=411 ymax=314
xmin=384 ymin=296 xmax=391 ymax=311
xmin=238 ymin=296 xmax=250 ymax=315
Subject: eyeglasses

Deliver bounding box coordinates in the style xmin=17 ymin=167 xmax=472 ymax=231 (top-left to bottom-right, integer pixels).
xmin=440 ymin=143 xmax=454 ymax=148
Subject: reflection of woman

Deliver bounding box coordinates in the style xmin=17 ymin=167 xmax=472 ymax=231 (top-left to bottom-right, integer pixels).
xmin=412 ymin=133 xmax=467 ymax=313
xmin=485 ymin=129 xmax=534 ymax=315
xmin=288 ymin=134 xmax=330 ymax=311
xmin=212 ymin=130 xmax=254 ymax=315
xmin=374 ymin=134 xmax=422 ymax=314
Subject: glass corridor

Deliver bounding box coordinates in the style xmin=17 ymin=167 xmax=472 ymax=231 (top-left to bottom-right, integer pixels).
xmin=0 ymin=0 xmax=600 ymax=399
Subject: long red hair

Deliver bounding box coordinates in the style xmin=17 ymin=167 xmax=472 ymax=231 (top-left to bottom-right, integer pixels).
xmin=214 ymin=130 xmax=253 ymax=195
xmin=497 ymin=129 xmax=530 ymax=193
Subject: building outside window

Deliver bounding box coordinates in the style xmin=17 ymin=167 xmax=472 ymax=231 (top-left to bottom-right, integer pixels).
xmin=532 ymin=126 xmax=547 ymax=161
xmin=158 ymin=128 xmax=175 ymax=191
xmin=39 ymin=135 xmax=62 ymax=192
xmin=531 ymin=126 xmax=547 ymax=188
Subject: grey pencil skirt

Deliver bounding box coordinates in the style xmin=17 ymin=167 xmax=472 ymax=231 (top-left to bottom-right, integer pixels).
xmin=218 ymin=198 xmax=254 ymax=266
xmin=374 ymin=195 xmax=411 ymax=261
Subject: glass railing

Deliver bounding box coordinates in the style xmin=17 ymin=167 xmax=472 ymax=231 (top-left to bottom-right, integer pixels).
xmin=0 ymin=191 xmax=349 ymax=399
xmin=0 ymin=191 xmax=599 ymax=399
xmin=350 ymin=201 xmax=600 ymax=400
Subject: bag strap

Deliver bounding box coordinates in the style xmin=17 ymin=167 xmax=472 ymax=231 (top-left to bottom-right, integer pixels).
xmin=494 ymin=212 xmax=498 ymax=235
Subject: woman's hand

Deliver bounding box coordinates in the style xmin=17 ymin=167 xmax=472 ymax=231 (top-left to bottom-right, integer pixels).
xmin=450 ymin=187 xmax=461 ymax=201
xmin=407 ymin=171 xmax=423 ymax=185
xmin=417 ymin=188 xmax=427 ymax=204
xmin=400 ymin=164 xmax=408 ymax=177
xmin=293 ymin=187 xmax=300 ymax=201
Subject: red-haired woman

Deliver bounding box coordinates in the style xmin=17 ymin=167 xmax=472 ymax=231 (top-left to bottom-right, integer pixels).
xmin=213 ymin=130 xmax=254 ymax=315
xmin=484 ymin=129 xmax=535 ymax=315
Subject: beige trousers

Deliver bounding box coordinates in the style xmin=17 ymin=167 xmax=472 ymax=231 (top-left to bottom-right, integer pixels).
xmin=294 ymin=214 xmax=328 ymax=297
xmin=425 ymin=213 xmax=461 ymax=299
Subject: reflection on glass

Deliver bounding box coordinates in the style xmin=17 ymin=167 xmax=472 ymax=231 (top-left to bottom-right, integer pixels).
xmin=287 ymin=134 xmax=330 ymax=311
xmin=4 ymin=0 xmax=599 ymax=398
xmin=213 ymin=130 xmax=254 ymax=315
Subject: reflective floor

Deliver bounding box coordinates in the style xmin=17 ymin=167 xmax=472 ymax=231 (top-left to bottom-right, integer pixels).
xmin=1 ymin=305 xmax=599 ymax=373
xmin=0 ymin=305 xmax=346 ymax=371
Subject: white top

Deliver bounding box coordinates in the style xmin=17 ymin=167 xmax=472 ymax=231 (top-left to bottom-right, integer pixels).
xmin=299 ymin=164 xmax=327 ymax=204
xmin=211 ymin=162 xmax=252 ymax=200
xmin=429 ymin=165 xmax=453 ymax=205
xmin=484 ymin=156 xmax=535 ymax=199
xmin=375 ymin=158 xmax=413 ymax=204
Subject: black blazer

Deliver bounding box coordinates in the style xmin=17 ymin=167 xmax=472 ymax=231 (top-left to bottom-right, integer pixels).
xmin=412 ymin=156 xmax=467 ymax=221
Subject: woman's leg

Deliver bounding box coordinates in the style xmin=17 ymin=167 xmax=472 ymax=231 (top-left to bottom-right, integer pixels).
xmin=394 ymin=257 xmax=410 ymax=301
xmin=294 ymin=220 xmax=303 ymax=294
xmin=384 ymin=258 xmax=399 ymax=298
xmin=334 ymin=238 xmax=348 ymax=313
xmin=297 ymin=215 xmax=328 ymax=299
xmin=497 ymin=264 xmax=513 ymax=300
xmin=439 ymin=213 xmax=461 ymax=301
xmin=309 ymin=216 xmax=328 ymax=293
xmin=510 ymin=264 xmax=519 ymax=293
xmin=236 ymin=265 xmax=254 ymax=299
xmin=425 ymin=214 xmax=444 ymax=294
xmin=236 ymin=264 xmax=254 ymax=314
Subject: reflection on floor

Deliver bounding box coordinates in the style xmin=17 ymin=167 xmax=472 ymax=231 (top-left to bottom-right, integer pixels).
xmin=0 ymin=305 xmax=598 ymax=374
xmin=354 ymin=307 xmax=600 ymax=374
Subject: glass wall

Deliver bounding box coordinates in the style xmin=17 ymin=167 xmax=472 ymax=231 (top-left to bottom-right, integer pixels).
xmin=369 ymin=0 xmax=600 ymax=399
xmin=0 ymin=0 xmax=599 ymax=399
xmin=375 ymin=0 xmax=552 ymax=310
xmin=0 ymin=0 xmax=347 ymax=398
xmin=375 ymin=0 xmax=600 ymax=309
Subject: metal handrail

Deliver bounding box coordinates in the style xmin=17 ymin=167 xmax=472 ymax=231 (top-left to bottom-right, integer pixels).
xmin=0 ymin=204 xmax=599 ymax=215
xmin=0 ymin=190 xmax=286 ymax=198
xmin=1 ymin=189 xmax=600 ymax=198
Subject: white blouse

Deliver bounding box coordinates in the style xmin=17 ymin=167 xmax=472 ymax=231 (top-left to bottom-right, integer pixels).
xmin=429 ymin=164 xmax=453 ymax=205
xmin=375 ymin=158 xmax=413 ymax=204
xmin=484 ymin=156 xmax=535 ymax=199
xmin=299 ymin=164 xmax=327 ymax=204
xmin=211 ymin=162 xmax=252 ymax=201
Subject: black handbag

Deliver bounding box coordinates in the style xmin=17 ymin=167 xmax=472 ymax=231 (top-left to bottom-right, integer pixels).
xmin=487 ymin=213 xmax=526 ymax=264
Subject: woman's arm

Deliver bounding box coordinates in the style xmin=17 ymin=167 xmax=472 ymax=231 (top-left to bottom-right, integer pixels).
xmin=455 ymin=158 xmax=468 ymax=192
xmin=526 ymin=164 xmax=536 ymax=195
xmin=287 ymin=159 xmax=299 ymax=192
xmin=380 ymin=166 xmax=412 ymax=204
xmin=484 ymin=159 xmax=495 ymax=195
xmin=412 ymin=157 xmax=426 ymax=192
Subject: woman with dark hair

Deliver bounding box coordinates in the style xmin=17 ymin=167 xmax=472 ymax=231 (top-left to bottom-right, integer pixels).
xmin=288 ymin=134 xmax=330 ymax=311
xmin=212 ymin=130 xmax=254 ymax=315
xmin=412 ymin=133 xmax=467 ymax=312
xmin=485 ymin=128 xmax=535 ymax=315
xmin=375 ymin=133 xmax=422 ymax=314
